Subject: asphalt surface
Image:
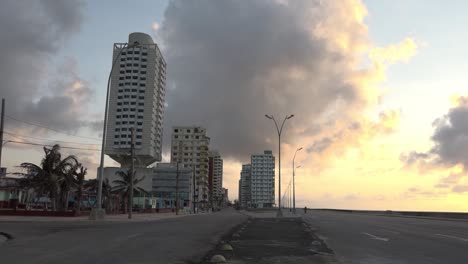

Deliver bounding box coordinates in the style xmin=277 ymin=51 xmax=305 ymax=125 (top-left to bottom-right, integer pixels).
xmin=200 ymin=217 xmax=335 ymax=264
xmin=0 ymin=209 xmax=247 ymax=264
xmin=303 ymin=210 xmax=468 ymax=264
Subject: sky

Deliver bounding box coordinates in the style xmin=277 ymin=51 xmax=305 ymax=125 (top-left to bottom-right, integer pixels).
xmin=1 ymin=0 xmax=467 ymax=211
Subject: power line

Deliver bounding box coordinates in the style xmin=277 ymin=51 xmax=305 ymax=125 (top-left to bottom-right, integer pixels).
xmin=3 ymin=131 xmax=101 ymax=146
xmin=5 ymin=115 xmax=102 ymax=141
xmin=4 ymin=140 xmax=101 ymax=152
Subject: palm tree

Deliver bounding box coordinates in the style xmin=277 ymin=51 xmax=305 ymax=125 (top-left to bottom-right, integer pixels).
xmin=112 ymin=169 xmax=148 ymax=214
xmin=17 ymin=144 xmax=78 ymax=211
xmin=73 ymin=165 xmax=87 ymax=213
xmin=85 ymin=178 xmax=112 ymax=211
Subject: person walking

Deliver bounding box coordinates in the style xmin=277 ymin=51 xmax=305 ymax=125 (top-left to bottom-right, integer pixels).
xmin=304 ymin=206 xmax=307 ymax=214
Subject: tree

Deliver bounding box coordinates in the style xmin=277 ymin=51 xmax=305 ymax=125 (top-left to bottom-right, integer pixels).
xmin=112 ymin=169 xmax=148 ymax=213
xmin=85 ymin=178 xmax=112 ymax=211
xmin=73 ymin=165 xmax=87 ymax=213
xmin=17 ymin=145 xmax=78 ymax=211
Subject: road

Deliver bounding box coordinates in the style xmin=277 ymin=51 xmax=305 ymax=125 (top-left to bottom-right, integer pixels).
xmin=0 ymin=209 xmax=247 ymax=264
xmin=303 ymin=210 xmax=468 ymax=264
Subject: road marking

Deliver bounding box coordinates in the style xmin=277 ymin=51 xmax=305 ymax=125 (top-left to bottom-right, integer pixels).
xmin=435 ymin=234 xmax=468 ymax=242
xmin=362 ymin=232 xmax=389 ymax=242
xmin=378 ymin=228 xmax=400 ymax=235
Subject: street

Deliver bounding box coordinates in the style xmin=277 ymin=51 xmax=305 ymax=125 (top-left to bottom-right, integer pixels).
xmin=0 ymin=209 xmax=247 ymax=264
xmin=303 ymin=210 xmax=468 ymax=264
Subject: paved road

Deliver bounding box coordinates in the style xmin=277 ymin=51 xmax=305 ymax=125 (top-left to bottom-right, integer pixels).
xmin=303 ymin=210 xmax=468 ymax=264
xmin=0 ymin=209 xmax=247 ymax=264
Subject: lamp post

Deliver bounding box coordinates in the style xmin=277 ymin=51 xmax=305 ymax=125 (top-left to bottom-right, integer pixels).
xmin=92 ymin=41 xmax=139 ymax=220
xmin=265 ymin=114 xmax=294 ymax=217
xmin=292 ymin=147 xmax=303 ymax=214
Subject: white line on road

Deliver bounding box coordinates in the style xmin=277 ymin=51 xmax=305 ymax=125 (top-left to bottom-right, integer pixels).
xmin=126 ymin=233 xmax=142 ymax=239
xmin=435 ymin=234 xmax=468 ymax=242
xmin=362 ymin=232 xmax=389 ymax=242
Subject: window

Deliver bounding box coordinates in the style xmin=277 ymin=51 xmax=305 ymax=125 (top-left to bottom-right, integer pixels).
xmin=119 ymin=77 xmax=124 ymax=80
xmin=117 ymin=102 xmax=122 ymax=106
xmin=134 ymin=57 xmax=139 ymax=61
xmin=130 ymin=115 xmax=135 ymax=118
xmin=123 ymin=108 xmax=128 ymax=111
xmin=126 ymin=63 xmax=131 ymax=67
xmin=122 ymin=128 xmax=128 ymax=131
xmin=120 ymin=58 xmax=125 ymax=62
xmin=185 ymin=136 xmax=189 ymax=139
xmin=133 ymin=63 xmax=139 ymax=67
xmin=141 ymin=65 xmax=147 ymax=68
xmin=136 ymin=135 xmax=142 ymax=139
xmin=120 ymin=141 xmax=126 ymax=144
xmin=137 ymin=128 xmax=142 ymax=132
xmin=137 ymin=122 xmax=143 ymax=126
xmin=138 ymin=115 xmax=143 ymax=119
xmin=132 ymin=82 xmax=138 ymax=86
xmin=119 ymin=83 xmax=124 ymax=87
xmin=130 ymin=108 xmax=136 ymax=111
xmin=122 ymin=115 xmax=128 ymax=118
xmin=116 ymin=115 xmax=121 ymax=118
xmin=174 ymin=129 xmax=179 ymax=132
xmin=131 ymin=95 xmax=137 ymax=98
xmin=187 ymin=129 xmax=191 ymax=133
xmin=124 ymin=89 xmax=130 ymax=92
xmin=134 ymin=51 xmax=140 ymax=54
xmin=129 ymin=121 xmax=135 ymax=125
xmin=121 ymin=52 xmax=126 ymax=55
xmin=121 ymin=134 xmax=127 ymax=138
xmin=174 ymin=135 xmax=178 ymax=139
xmin=114 ymin=135 xmax=120 ymax=138
xmin=140 ymin=77 xmax=146 ymax=81
xmin=142 ymin=58 xmax=147 ymax=62
xmin=139 ymin=90 xmax=145 ymax=93
xmin=141 ymin=71 xmax=147 ymax=74
xmin=114 ymin=141 xmax=119 ymax=145
xmin=133 ymin=70 xmax=138 ymax=73
xmin=126 ymin=70 xmax=131 ymax=73
xmin=117 ymin=109 xmax=122 ymax=112
xmin=115 ymin=128 xmax=120 ymax=132
xmin=116 ymin=122 xmax=121 ymax=125
xmin=138 ymin=109 xmax=144 ymax=112
xmin=131 ymin=102 xmax=136 ymax=105
xmin=139 ymin=83 xmax=145 ymax=87
xmin=136 ymin=142 xmax=142 ymax=145
xmin=138 ymin=102 xmax=144 ymax=106
xmin=128 ymin=51 xmax=133 ymax=54
xmin=120 ymin=64 xmax=124 ymax=68
xmin=139 ymin=96 xmax=144 ymax=99
xmin=142 ymin=52 xmax=147 ymax=56
xmin=125 ymin=76 xmax=131 ymax=79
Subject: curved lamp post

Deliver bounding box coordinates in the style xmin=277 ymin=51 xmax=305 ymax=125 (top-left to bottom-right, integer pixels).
xmin=93 ymin=41 xmax=140 ymax=220
xmin=292 ymin=147 xmax=302 ymax=214
xmin=265 ymin=114 xmax=294 ymax=217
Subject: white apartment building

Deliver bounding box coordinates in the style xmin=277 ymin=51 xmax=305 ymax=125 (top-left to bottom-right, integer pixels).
xmin=171 ymin=126 xmax=210 ymax=209
xmin=209 ymin=151 xmax=223 ymax=202
xmin=250 ymin=150 xmax=275 ymax=208
xmin=105 ymin=32 xmax=166 ymax=167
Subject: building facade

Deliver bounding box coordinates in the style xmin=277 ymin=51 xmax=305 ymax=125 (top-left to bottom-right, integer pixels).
xmin=152 ymin=163 xmax=192 ymax=209
xmin=170 ymin=126 xmax=210 ymax=209
xmin=250 ymin=150 xmax=275 ymax=208
xmin=239 ymin=164 xmax=251 ymax=208
xmin=208 ymin=150 xmax=223 ymax=205
xmin=105 ymin=32 xmax=166 ymax=167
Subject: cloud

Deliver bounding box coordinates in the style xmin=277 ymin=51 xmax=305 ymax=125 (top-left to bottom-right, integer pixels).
xmin=0 ymin=1 xmax=88 ymax=135
xmin=369 ymin=38 xmax=418 ymax=64
xmin=160 ymin=0 xmax=414 ymax=162
xmin=452 ymin=185 xmax=468 ymax=193
xmin=402 ymin=95 xmax=468 ymax=171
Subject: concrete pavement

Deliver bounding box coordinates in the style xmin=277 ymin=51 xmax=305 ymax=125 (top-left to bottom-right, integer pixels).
xmin=0 ymin=208 xmax=247 ymax=264
xmin=303 ymin=210 xmax=468 ymax=264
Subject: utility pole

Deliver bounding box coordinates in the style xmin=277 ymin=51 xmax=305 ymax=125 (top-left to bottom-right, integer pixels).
xmin=175 ymin=141 xmax=181 ymax=215
xmin=129 ymin=127 xmax=135 ymax=219
xmin=0 ymin=98 xmax=5 ymax=171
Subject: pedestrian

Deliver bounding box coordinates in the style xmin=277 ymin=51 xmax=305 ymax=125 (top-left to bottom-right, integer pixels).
xmin=304 ymin=206 xmax=307 ymax=214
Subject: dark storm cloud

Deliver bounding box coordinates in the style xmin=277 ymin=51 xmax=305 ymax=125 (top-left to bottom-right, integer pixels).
xmin=0 ymin=0 xmax=86 ymax=133
xmin=160 ymin=0 xmax=366 ymax=161
xmin=403 ymin=97 xmax=468 ymax=170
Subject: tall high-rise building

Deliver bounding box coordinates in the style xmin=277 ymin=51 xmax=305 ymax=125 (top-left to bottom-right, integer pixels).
xmin=239 ymin=164 xmax=251 ymax=208
xmin=105 ymin=32 xmax=166 ymax=167
xmin=208 ymin=150 xmax=223 ymax=204
xmin=250 ymin=150 xmax=275 ymax=208
xmin=171 ymin=126 xmax=210 ymax=209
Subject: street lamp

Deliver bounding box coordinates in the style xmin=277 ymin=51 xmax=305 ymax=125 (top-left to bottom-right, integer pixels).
xmin=91 ymin=41 xmax=140 ymax=220
xmin=292 ymin=147 xmax=303 ymax=214
xmin=265 ymin=114 xmax=294 ymax=217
